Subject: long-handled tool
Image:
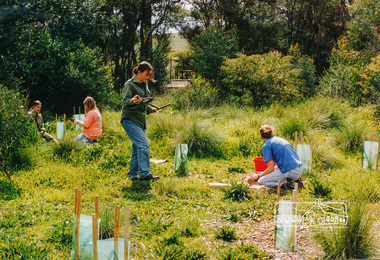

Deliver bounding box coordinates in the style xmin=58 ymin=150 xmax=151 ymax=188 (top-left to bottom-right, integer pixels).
xmin=141 ymin=97 xmax=170 ymax=110
xmin=149 ymin=103 xmax=171 ymax=110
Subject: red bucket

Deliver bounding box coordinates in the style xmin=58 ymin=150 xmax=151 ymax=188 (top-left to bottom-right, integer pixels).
xmin=253 ymin=157 xmax=267 ymax=173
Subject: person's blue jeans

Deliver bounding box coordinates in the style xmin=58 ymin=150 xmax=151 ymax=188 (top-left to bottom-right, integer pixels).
xmin=74 ymin=133 xmax=96 ymax=144
xmin=121 ymin=119 xmax=151 ymax=179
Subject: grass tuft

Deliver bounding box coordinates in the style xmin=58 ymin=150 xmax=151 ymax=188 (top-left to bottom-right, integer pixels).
xmin=223 ymin=182 xmax=252 ymax=202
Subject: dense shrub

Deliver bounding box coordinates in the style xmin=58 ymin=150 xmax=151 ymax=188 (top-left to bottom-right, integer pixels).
xmin=319 ymin=39 xmax=372 ymax=106
xmin=220 ymin=52 xmax=301 ymax=107
xmin=288 ymin=44 xmax=317 ymax=98
xmin=172 ymin=77 xmax=219 ymax=110
xmin=191 ymin=22 xmax=238 ymax=89
xmin=0 ymin=86 xmax=37 ymax=179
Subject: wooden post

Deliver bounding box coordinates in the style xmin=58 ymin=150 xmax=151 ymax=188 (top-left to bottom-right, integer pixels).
xmin=73 ymin=107 xmax=75 ymax=115
xmin=79 ymin=107 xmax=81 ymax=115
xmin=64 ymin=113 xmax=66 ymax=124
xmin=273 ymin=180 xmax=281 ymax=246
xmin=294 ymin=131 xmax=298 ymax=151
xmin=92 ymin=214 xmax=98 ymax=260
xmin=309 ymin=133 xmax=312 ymax=173
xmin=300 ymin=132 xmax=304 ymax=145
xmin=276 ymin=180 xmax=281 ymax=202
xmin=290 ymin=184 xmax=298 ymax=251
xmin=124 ymin=207 xmax=130 ymax=260
xmin=75 ymin=189 xmax=81 ymax=260
xmin=95 ymin=195 xmax=99 ymax=219
xmin=55 ymin=114 xmax=57 ymax=124
xmin=114 ymin=205 xmax=120 ymax=258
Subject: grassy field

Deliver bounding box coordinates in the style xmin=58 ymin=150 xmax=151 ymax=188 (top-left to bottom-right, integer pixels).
xmin=1 ymin=95 xmax=380 ymax=259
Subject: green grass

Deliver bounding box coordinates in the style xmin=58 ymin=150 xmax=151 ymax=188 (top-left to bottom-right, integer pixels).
xmin=1 ymin=96 xmax=380 ymax=259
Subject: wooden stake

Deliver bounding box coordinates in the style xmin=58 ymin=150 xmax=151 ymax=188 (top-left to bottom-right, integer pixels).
xmin=114 ymin=205 xmax=120 ymax=259
xmin=114 ymin=205 xmax=120 ymax=240
xmin=75 ymin=189 xmax=81 ymax=260
xmin=300 ymin=132 xmax=304 ymax=145
xmin=55 ymin=114 xmax=57 ymax=124
xmin=73 ymin=107 xmax=75 ymax=115
xmin=92 ymin=214 xmax=98 ymax=260
xmin=273 ymin=180 xmax=281 ymax=246
xmin=294 ymin=131 xmax=298 ymax=151
xmin=371 ymin=132 xmax=374 ymax=142
xmin=95 ymin=195 xmax=99 ymax=219
xmin=276 ymin=180 xmax=281 ymax=202
xmin=64 ymin=113 xmax=66 ymax=124
xmin=290 ymin=185 xmax=298 ymax=251
xmin=79 ymin=106 xmax=81 ymax=115
xmin=124 ymin=207 xmax=130 ymax=260
xmin=309 ymin=133 xmax=313 ymax=173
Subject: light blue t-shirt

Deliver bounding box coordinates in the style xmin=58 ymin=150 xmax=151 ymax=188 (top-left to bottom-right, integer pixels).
xmin=262 ymin=136 xmax=302 ymax=173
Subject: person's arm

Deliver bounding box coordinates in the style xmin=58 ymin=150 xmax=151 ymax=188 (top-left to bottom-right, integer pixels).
xmin=253 ymin=160 xmax=275 ymax=181
xmin=75 ymin=111 xmax=94 ymax=128
xmin=122 ymin=81 xmax=142 ymax=107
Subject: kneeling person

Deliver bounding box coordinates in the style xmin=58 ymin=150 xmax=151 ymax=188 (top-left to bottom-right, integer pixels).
xmin=72 ymin=97 xmax=102 ymax=143
xmin=251 ymin=125 xmax=303 ymax=188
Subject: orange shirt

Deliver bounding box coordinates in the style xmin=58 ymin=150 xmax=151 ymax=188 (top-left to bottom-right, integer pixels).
xmin=79 ymin=108 xmax=102 ymax=140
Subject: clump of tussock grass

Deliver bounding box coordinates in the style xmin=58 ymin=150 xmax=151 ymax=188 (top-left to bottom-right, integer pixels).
xmin=277 ymin=112 xmax=309 ymax=139
xmin=311 ymin=134 xmax=344 ymax=170
xmin=334 ymin=122 xmax=369 ymax=154
xmin=154 ymin=177 xmax=179 ymax=197
xmin=339 ymin=170 xmax=380 ymax=203
xmin=98 ymin=203 xmax=117 ymax=239
xmin=215 ymin=225 xmax=238 ymax=242
xmin=153 ymin=244 xmax=184 ymax=260
xmin=222 ymin=182 xmax=252 ymax=202
xmin=308 ymin=173 xmax=333 ymax=200
xmin=217 ymin=103 xmax=248 ymax=120
xmin=181 ymin=119 xmax=224 ymax=158
xmin=148 ymin=113 xmax=184 ymax=139
xmin=266 ymin=102 xmax=287 ymax=118
xmin=299 ymin=97 xmax=347 ymax=130
xmin=183 ymin=248 xmax=207 ymax=260
xmin=247 ymin=112 xmax=271 ymax=130
xmin=313 ymin=194 xmax=379 ymax=259
xmin=51 ymin=137 xmax=82 ymax=160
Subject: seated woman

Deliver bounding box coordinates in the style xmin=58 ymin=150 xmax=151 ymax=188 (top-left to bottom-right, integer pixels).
xmin=29 ymin=100 xmax=59 ymax=144
xmin=71 ymin=97 xmax=102 ymax=143
xmin=250 ymin=125 xmax=303 ymax=188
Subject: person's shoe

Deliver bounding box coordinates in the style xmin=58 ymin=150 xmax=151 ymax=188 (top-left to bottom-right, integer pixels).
xmin=285 ymin=178 xmax=295 ymax=190
xmin=285 ymin=177 xmax=303 ymax=190
xmin=295 ymin=177 xmax=304 ymax=189
xmin=139 ymin=174 xmax=160 ymax=181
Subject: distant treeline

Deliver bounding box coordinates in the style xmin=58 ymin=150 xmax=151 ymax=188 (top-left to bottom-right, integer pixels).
xmin=0 ymin=0 xmax=379 ymax=114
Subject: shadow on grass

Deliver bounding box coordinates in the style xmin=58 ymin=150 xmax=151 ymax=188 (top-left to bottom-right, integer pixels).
xmin=122 ymin=180 xmax=155 ymax=201
xmin=0 ymin=178 xmax=22 ymax=200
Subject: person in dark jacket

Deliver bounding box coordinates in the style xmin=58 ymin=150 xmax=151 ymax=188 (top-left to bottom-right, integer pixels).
xmin=29 ymin=100 xmax=59 ymax=144
xmin=120 ymin=61 xmax=159 ymax=181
